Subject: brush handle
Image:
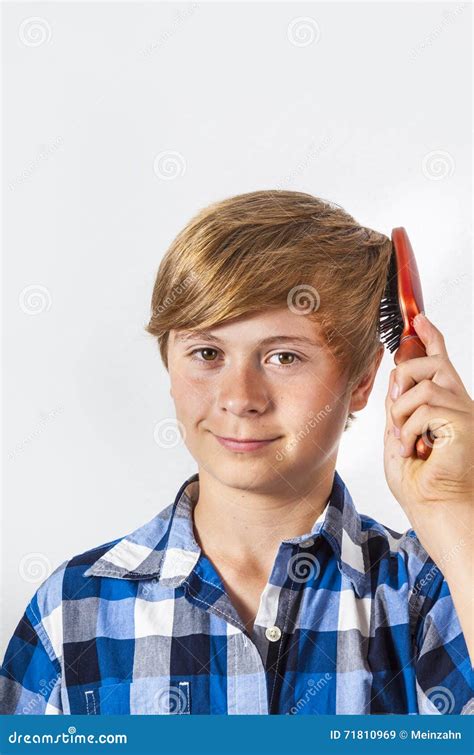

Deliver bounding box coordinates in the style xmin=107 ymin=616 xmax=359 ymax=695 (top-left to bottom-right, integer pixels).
xmin=393 ymin=335 xmax=426 ymax=363
xmin=394 ymin=335 xmax=434 ymax=460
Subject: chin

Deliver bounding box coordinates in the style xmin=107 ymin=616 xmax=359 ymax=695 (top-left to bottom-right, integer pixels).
xmin=205 ymin=460 xmax=285 ymax=491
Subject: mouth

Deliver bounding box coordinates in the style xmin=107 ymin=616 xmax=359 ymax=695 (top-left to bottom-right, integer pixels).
xmin=213 ymin=434 xmax=281 ymax=453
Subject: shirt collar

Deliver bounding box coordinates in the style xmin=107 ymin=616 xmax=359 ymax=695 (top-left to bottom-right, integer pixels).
xmin=83 ymin=469 xmax=370 ymax=596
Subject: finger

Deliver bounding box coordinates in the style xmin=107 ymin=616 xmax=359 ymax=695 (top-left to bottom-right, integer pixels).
xmin=412 ymin=313 xmax=449 ymax=358
xmin=391 ymin=379 xmax=467 ymax=431
xmin=390 ymin=355 xmax=466 ymax=400
xmin=398 ymin=405 xmax=458 ymax=458
xmin=385 ymin=371 xmax=403 ymax=444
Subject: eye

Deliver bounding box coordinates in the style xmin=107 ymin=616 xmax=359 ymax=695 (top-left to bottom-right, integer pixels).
xmin=188 ymin=348 xmax=302 ymax=369
xmin=268 ymin=352 xmax=302 ymax=369
xmin=189 ymin=347 xmax=219 ymax=363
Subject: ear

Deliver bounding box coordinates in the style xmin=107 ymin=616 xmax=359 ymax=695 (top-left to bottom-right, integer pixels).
xmin=348 ymin=344 xmax=384 ymax=413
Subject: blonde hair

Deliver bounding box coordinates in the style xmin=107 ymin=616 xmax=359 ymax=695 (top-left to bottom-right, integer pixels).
xmin=145 ymin=190 xmax=392 ymax=430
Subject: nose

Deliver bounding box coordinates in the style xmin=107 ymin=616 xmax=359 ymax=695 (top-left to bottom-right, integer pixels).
xmin=216 ymin=361 xmax=271 ymax=416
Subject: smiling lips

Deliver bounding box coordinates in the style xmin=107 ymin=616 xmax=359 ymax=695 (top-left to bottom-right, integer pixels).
xmin=220 ymin=436 xmax=277 ymax=442
xmin=214 ymin=434 xmax=280 ymax=452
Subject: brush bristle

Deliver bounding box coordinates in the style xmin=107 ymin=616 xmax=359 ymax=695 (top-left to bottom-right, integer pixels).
xmin=378 ymin=247 xmax=403 ymax=353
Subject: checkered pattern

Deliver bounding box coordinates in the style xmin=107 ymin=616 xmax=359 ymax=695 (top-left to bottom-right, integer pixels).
xmin=1 ymin=470 xmax=472 ymax=715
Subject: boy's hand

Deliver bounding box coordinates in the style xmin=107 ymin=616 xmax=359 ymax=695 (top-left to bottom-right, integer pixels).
xmin=383 ymin=313 xmax=473 ymax=566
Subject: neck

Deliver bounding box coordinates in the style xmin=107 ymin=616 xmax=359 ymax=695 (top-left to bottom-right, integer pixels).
xmin=191 ymin=461 xmax=336 ymax=572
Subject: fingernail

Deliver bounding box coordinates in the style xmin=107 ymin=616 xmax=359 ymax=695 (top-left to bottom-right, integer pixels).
xmin=414 ymin=313 xmax=426 ymax=324
xmin=391 ymin=382 xmax=400 ymax=400
xmin=399 ymin=443 xmax=405 ymax=455
xmin=393 ymin=425 xmax=400 ymax=438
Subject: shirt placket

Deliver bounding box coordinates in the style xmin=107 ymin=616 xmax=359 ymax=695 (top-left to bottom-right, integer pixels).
xmin=251 ymin=542 xmax=308 ymax=713
xmin=183 ymin=555 xmax=269 ymax=714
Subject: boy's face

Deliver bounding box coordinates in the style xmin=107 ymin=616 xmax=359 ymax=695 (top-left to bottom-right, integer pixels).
xmin=167 ymin=307 xmax=380 ymax=494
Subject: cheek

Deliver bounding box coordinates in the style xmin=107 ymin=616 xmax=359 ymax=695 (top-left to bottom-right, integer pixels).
xmin=169 ymin=372 xmax=214 ymax=415
xmin=285 ymin=381 xmax=347 ymax=436
xmin=287 ymin=378 xmax=337 ymax=413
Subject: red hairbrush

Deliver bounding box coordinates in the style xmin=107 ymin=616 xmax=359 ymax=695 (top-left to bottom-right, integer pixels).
xmin=379 ymin=227 xmax=434 ymax=460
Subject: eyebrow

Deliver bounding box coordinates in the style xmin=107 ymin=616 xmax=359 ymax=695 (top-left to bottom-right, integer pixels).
xmin=174 ymin=330 xmax=323 ymax=347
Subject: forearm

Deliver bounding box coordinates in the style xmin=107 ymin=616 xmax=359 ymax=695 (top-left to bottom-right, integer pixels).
xmin=426 ymin=526 xmax=474 ymax=667
xmin=404 ymin=494 xmax=473 ymax=665
xmin=443 ymin=555 xmax=474 ymax=667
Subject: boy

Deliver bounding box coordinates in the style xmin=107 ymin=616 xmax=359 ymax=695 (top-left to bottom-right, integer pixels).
xmin=1 ymin=190 xmax=472 ymax=715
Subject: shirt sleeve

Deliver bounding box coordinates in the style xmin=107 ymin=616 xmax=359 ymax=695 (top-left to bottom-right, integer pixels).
xmin=0 ymin=564 xmax=66 ymax=715
xmin=407 ymin=537 xmax=474 ymax=715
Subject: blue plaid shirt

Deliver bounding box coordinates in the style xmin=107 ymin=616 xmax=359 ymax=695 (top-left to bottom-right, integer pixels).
xmin=1 ymin=470 xmax=472 ymax=715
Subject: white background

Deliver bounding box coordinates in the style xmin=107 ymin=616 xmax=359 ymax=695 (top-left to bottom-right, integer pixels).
xmin=1 ymin=1 xmax=472 ymax=654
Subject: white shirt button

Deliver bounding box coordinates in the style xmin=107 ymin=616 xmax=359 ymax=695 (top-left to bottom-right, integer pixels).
xmin=265 ymin=625 xmax=281 ymax=642
xmin=300 ymin=537 xmax=314 ymax=548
